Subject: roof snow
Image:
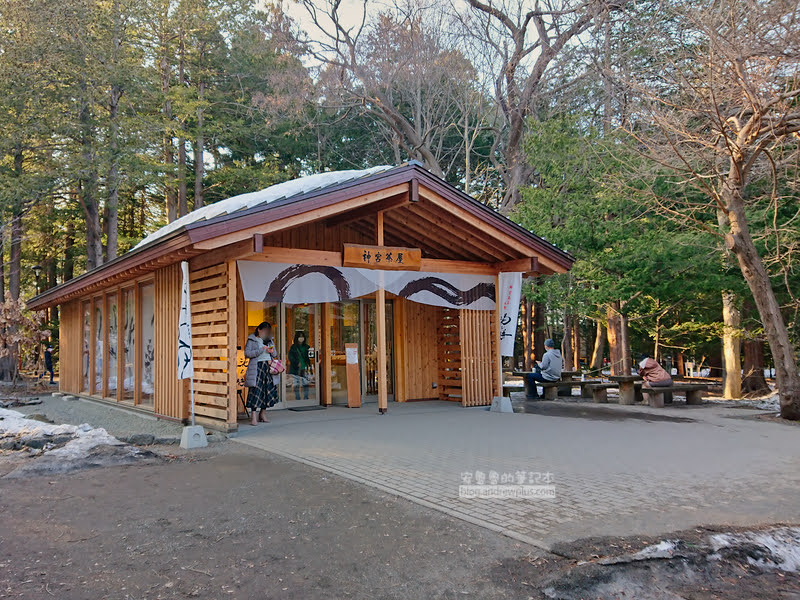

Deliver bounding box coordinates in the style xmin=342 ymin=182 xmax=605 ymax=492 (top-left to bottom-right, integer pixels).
xmin=134 ymin=165 xmax=393 ymax=250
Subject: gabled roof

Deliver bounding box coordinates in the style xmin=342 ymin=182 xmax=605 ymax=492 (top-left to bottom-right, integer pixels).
xmin=134 ymin=166 xmax=392 ymax=250
xmin=28 ymin=164 xmax=573 ymax=309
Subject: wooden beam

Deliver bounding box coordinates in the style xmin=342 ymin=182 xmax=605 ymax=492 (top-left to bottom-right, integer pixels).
xmin=495 ymin=257 xmax=539 ymax=273
xmin=418 ymin=259 xmax=497 ymax=275
xmin=376 ymin=212 xmax=388 ymax=414
xmin=324 ymin=192 xmax=409 ymax=228
xmin=405 ymin=201 xmax=517 ymax=261
xmin=253 ymin=233 xmax=264 ymax=253
xmin=418 ymin=186 xmax=569 ymax=274
xmin=410 ymin=178 xmax=419 ymax=203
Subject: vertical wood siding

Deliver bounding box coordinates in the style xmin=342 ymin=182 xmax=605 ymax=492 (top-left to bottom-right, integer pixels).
xmin=189 ymin=262 xmax=230 ymax=427
xmin=400 ymin=300 xmax=439 ymax=400
xmin=154 ymin=263 xmax=185 ymax=420
xmin=460 ymin=309 xmax=495 ymax=407
xmin=437 ymin=308 xmax=462 ymax=401
xmin=58 ymin=300 xmax=82 ymax=393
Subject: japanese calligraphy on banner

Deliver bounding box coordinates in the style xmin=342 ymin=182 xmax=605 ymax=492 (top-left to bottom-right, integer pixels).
xmin=236 ymin=261 xmax=497 ymax=310
xmin=343 ymin=244 xmax=422 ymax=270
xmin=497 ymin=271 xmax=522 ymax=357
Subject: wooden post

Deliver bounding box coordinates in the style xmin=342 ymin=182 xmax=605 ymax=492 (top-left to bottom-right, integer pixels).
xmin=376 ymin=212 xmax=388 ymax=414
xmin=321 ymin=302 xmax=332 ymax=405
xmin=393 ymin=297 xmax=406 ymax=402
xmin=134 ymin=285 xmax=142 ymax=405
xmin=494 ymin=275 xmax=503 ymax=398
xmin=117 ymin=288 xmax=124 ymax=402
xmin=226 ymin=260 xmax=238 ymax=427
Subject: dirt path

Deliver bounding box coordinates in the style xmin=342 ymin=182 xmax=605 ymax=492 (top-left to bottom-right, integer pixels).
xmin=0 ymin=443 xmax=531 ymax=600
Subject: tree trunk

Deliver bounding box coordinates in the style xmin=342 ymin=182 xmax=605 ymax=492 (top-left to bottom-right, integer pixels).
xmin=607 ymin=303 xmax=626 ymax=376
xmin=619 ymin=311 xmax=631 ymax=375
xmin=533 ymin=299 xmax=545 ymax=362
xmin=724 ymin=182 xmax=800 ymax=419
xmin=590 ymin=318 xmax=606 ymax=371
xmin=0 ymin=228 xmax=4 ymax=299
xmin=63 ymin=222 xmax=75 ymax=282
xmin=9 ymin=212 xmax=22 ymax=302
xmin=193 ymin=81 xmax=205 ymax=210
xmin=572 ymin=316 xmax=581 ymax=369
xmin=721 ymin=290 xmax=742 ymax=399
xmin=521 ymin=298 xmax=534 ymax=370
xmin=677 ymin=352 xmax=686 ymax=377
xmin=742 ymin=338 xmax=769 ymax=396
xmin=562 ymin=311 xmax=574 ymax=371
xmin=161 ymin=32 xmax=177 ymax=222
xmin=79 ymin=79 xmax=103 ymax=270
xmin=9 ymin=149 xmax=23 ymax=301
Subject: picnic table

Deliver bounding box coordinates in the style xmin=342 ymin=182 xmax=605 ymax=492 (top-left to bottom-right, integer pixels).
xmin=608 ymin=375 xmax=643 ymax=405
xmin=512 ymin=370 xmax=600 ymax=400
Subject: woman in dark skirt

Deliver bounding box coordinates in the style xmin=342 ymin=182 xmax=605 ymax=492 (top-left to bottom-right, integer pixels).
xmin=244 ymin=321 xmax=279 ymax=425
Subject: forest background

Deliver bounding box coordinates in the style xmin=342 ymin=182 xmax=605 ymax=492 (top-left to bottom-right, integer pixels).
xmin=1 ymin=0 xmax=799 ymax=416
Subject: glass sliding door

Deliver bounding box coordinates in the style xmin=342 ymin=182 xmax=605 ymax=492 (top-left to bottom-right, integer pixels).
xmin=329 ymin=301 xmax=360 ymax=405
xmin=139 ymin=282 xmax=155 ymax=406
xmin=93 ymin=298 xmax=104 ymax=395
xmin=81 ymin=302 xmax=91 ymax=393
xmin=107 ymin=294 xmax=118 ymax=398
xmin=362 ymin=300 xmax=394 ymax=402
xmin=283 ymin=303 xmax=319 ymax=407
xmin=122 ymin=288 xmax=135 ymax=401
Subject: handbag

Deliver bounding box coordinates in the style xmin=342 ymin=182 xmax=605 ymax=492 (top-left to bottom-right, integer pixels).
xmin=269 ymin=358 xmax=286 ymax=375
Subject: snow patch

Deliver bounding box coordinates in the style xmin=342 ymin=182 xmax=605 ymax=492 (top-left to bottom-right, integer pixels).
xmin=45 ymin=427 xmax=123 ymax=459
xmin=0 ymin=407 xmax=80 ymax=437
xmin=711 ymin=527 xmax=800 ymax=573
xmin=134 ymin=165 xmax=392 ymax=249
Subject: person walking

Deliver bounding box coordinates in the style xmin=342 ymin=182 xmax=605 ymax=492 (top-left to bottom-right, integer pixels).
xmin=44 ymin=345 xmax=54 ymax=384
xmin=244 ymin=322 xmax=280 ymax=425
xmin=526 ymin=339 xmax=563 ymax=399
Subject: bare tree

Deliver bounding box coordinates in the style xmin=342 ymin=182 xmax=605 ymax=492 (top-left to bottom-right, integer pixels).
xmin=457 ymin=0 xmax=616 ymax=213
xmin=624 ymin=0 xmax=800 ymax=419
xmin=301 ymin=0 xmax=480 ymax=178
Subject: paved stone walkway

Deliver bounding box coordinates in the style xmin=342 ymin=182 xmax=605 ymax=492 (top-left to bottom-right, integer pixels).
xmin=233 ymin=400 xmax=800 ymax=549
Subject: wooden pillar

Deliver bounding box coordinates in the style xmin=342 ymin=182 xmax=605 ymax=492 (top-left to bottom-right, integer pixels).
xmin=376 ymin=212 xmax=388 ymax=414
xmin=393 ymin=297 xmax=407 ymax=402
xmin=321 ymin=302 xmax=332 ymax=405
xmin=226 ymin=260 xmax=238 ymax=426
xmin=117 ymin=288 xmax=124 ymax=402
xmin=494 ymin=274 xmax=502 ymax=398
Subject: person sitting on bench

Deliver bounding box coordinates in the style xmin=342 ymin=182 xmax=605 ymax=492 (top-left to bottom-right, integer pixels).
xmin=637 ymin=353 xmax=673 ymax=388
xmin=527 ymin=339 xmax=562 ymax=399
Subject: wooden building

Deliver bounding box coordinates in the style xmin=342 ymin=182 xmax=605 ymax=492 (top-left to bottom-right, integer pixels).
xmin=29 ymin=164 xmax=573 ymax=431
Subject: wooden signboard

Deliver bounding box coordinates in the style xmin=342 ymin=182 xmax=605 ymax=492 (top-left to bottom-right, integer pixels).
xmin=343 ymin=244 xmax=422 ymax=271
xmin=345 ymin=343 xmax=361 ymax=408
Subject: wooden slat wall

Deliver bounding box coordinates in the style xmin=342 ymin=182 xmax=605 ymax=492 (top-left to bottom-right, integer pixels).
xmin=261 ymin=221 xmax=372 ymax=251
xmin=58 ymin=300 xmax=82 ymax=394
xmin=153 ymin=263 xmax=185 ymax=420
xmin=401 ymin=301 xmax=439 ymax=400
xmin=189 ymin=262 xmax=230 ymax=427
xmin=460 ymin=309 xmax=494 ymax=407
xmin=437 ymin=307 xmax=462 ymax=402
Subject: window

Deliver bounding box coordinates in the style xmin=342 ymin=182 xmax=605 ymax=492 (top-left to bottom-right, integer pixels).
xmin=93 ymin=298 xmax=103 ymax=395
xmin=122 ymin=288 xmax=135 ymax=401
xmin=140 ymin=283 xmax=155 ymax=405
xmin=81 ymin=302 xmax=91 ymax=392
xmin=107 ymin=294 xmax=118 ymax=397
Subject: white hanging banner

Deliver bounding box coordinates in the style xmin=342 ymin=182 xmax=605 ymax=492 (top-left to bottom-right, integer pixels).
xmin=497 ymin=272 xmax=522 ymax=357
xmin=236 ymin=261 xmax=497 ymax=311
xmin=177 ymin=261 xmax=194 ymax=379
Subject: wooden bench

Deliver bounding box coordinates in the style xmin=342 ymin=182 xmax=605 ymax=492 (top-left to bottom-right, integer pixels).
xmin=513 ymin=371 xmax=600 ymax=400
xmin=586 ymin=382 xmax=646 ymax=404
xmin=641 ymin=384 xmax=708 ymax=408
xmin=502 ymin=382 xmax=525 ymax=397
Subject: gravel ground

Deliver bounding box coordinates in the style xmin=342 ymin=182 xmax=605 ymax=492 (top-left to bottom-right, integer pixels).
xmin=10 ymin=394 xmax=200 ymax=444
